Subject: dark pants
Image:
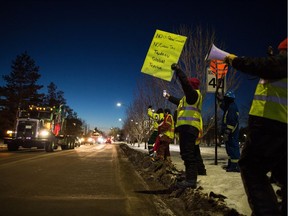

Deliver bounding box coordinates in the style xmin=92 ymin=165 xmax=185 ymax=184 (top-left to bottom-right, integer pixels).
xmin=148 ymin=130 xmax=158 ymax=154
xmin=177 ymin=125 xmax=205 ymax=182
xmin=239 ymin=116 xmax=287 ymax=216
xmin=157 ymin=139 xmax=171 ymax=160
xmin=225 ymin=131 xmax=240 ymax=162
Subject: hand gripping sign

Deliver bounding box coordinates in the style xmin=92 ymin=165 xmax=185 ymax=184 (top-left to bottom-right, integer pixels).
xmin=141 ymin=29 xmax=187 ymax=82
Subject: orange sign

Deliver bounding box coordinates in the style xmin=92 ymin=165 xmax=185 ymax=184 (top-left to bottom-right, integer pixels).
xmin=209 ymin=60 xmax=228 ymax=79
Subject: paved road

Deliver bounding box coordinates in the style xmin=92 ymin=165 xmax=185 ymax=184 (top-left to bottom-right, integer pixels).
xmin=0 ymin=144 xmax=174 ymax=216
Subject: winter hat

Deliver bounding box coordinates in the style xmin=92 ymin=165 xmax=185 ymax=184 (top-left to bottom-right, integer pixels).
xmin=188 ymin=78 xmax=200 ymax=89
xmin=278 ymin=38 xmax=287 ymax=50
xmin=156 ymin=108 xmax=163 ymax=114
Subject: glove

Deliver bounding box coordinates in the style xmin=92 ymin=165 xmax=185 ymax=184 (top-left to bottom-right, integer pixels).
xmin=222 ymin=133 xmax=229 ymax=142
xmin=148 ymin=105 xmax=152 ymax=109
xmin=224 ymin=54 xmax=237 ymax=65
xmin=163 ymin=90 xmax=170 ymax=99
xmin=171 ymin=63 xmax=180 ymax=71
xmin=222 ymin=129 xmax=231 ymax=142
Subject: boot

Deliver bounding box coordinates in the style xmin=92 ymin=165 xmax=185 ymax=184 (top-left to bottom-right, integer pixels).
xmin=226 ymin=162 xmax=240 ymax=172
xmin=227 ymin=159 xmax=231 ymax=169
xmin=176 ymin=163 xmax=197 ymax=189
xmin=198 ymin=167 xmax=207 ymax=175
xmin=176 ymin=180 xmax=197 ymax=189
xmin=197 ymin=162 xmax=207 ymax=175
xmin=222 ymin=159 xmax=231 ymax=170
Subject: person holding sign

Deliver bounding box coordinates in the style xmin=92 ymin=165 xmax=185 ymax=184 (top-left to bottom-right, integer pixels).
xmin=224 ymin=38 xmax=287 ymax=216
xmin=147 ymin=106 xmax=164 ymax=156
xmin=163 ymin=63 xmax=206 ymax=189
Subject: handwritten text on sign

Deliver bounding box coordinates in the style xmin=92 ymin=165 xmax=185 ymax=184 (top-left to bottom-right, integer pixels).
xmin=141 ymin=30 xmax=187 ymax=82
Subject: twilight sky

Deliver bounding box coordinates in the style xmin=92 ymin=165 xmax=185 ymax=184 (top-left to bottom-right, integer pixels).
xmin=0 ymin=0 xmax=287 ymax=132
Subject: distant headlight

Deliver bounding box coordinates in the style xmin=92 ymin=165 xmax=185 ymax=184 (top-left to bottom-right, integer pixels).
xmin=39 ymin=129 xmax=49 ymax=137
xmin=87 ymin=137 xmax=93 ymax=142
xmin=97 ymin=137 xmax=104 ymax=143
xmin=80 ymin=138 xmax=85 ymax=142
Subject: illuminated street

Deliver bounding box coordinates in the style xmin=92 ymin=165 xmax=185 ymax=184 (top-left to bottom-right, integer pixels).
xmin=0 ymin=144 xmax=172 ymax=216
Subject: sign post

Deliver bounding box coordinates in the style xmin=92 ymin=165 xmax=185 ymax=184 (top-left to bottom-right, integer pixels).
xmin=207 ymin=60 xmax=228 ymax=165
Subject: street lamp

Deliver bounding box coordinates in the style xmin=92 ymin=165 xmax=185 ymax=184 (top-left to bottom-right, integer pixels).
xmin=116 ymin=102 xmax=123 ymax=107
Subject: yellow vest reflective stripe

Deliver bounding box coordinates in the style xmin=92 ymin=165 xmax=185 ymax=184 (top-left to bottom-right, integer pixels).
xmin=224 ymin=111 xmax=239 ymax=132
xmin=176 ymin=90 xmax=203 ymax=131
xmin=163 ymin=114 xmax=175 ymax=139
xmin=196 ymin=117 xmax=203 ymax=145
xmin=249 ymin=78 xmax=287 ymax=124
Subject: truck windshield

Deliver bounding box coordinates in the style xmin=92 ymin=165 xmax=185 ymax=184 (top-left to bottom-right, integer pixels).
xmin=29 ymin=111 xmax=52 ymax=119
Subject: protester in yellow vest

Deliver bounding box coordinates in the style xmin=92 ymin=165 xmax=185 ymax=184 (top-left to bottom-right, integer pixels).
xmin=164 ymin=63 xmax=206 ymax=189
xmin=224 ymin=38 xmax=287 ymax=216
xmin=154 ymin=108 xmax=174 ymax=162
xmin=147 ymin=107 xmax=164 ymax=156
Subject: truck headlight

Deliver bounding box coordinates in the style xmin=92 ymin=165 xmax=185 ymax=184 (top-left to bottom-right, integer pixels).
xmin=40 ymin=129 xmax=49 ymax=137
xmin=6 ymin=130 xmax=13 ymax=135
xmin=6 ymin=130 xmax=14 ymax=137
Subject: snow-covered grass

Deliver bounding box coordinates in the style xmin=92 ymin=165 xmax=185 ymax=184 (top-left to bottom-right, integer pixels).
xmin=126 ymin=142 xmax=252 ymax=216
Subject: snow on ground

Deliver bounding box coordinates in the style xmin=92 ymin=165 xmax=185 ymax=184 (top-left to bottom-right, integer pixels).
xmin=127 ymin=142 xmax=252 ymax=216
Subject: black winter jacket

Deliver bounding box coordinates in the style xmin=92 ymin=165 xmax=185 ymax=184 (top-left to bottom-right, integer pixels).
xmin=232 ymin=54 xmax=287 ymax=79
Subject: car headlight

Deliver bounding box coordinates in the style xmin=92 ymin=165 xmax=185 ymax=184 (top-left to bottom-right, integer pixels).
xmin=88 ymin=137 xmax=93 ymax=142
xmin=39 ymin=129 xmax=49 ymax=137
xmin=97 ymin=137 xmax=104 ymax=143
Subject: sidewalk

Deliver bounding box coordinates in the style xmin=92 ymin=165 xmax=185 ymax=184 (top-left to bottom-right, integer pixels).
xmin=126 ymin=142 xmax=252 ymax=216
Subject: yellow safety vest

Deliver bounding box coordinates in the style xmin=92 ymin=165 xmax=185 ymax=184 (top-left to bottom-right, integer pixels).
xmin=176 ymin=90 xmax=203 ymax=132
xmin=162 ymin=114 xmax=175 ymax=140
xmin=147 ymin=108 xmax=164 ymax=130
xmin=249 ymin=78 xmax=287 ymax=124
xmin=196 ymin=117 xmax=203 ymax=145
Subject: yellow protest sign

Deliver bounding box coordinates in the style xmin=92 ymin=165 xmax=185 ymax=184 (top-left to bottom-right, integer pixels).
xmin=141 ymin=29 xmax=187 ymax=82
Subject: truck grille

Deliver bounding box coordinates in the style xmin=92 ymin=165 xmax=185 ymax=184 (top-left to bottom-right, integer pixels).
xmin=16 ymin=120 xmax=37 ymax=139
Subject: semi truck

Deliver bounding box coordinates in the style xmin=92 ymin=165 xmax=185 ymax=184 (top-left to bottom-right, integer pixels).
xmin=4 ymin=105 xmax=79 ymax=152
